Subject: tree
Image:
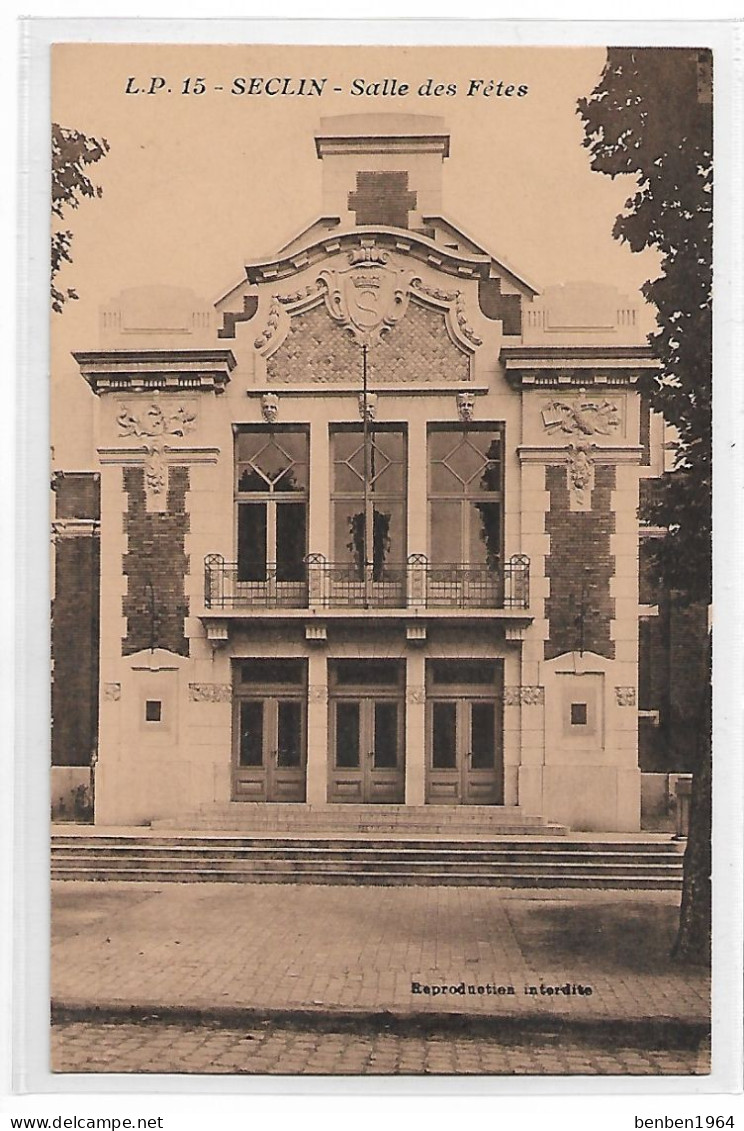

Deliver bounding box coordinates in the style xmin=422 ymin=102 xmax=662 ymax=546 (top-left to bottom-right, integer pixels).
xmin=578 ymin=48 xmax=712 ymax=964
xmin=51 ymin=124 xmax=109 ymax=313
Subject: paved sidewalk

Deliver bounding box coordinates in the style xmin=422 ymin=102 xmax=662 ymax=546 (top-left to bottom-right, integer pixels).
xmin=51 ymin=882 xmax=709 ymax=1032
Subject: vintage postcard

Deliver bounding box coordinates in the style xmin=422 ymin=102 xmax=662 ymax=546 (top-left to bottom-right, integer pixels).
xmin=25 ymin=28 xmax=738 ymax=1093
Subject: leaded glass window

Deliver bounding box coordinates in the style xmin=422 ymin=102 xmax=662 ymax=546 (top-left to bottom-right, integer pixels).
xmin=235 ymin=428 xmax=308 ymax=582
xmin=428 ymin=426 xmax=503 ymax=568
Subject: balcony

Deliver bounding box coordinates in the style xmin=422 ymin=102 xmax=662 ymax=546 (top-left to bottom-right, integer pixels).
xmin=204 ymin=560 xmax=308 ymax=609
xmin=204 ymin=554 xmax=530 ymax=612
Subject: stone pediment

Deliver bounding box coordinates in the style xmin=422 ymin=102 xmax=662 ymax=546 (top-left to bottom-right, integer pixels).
xmin=251 ymin=241 xmax=484 ymax=385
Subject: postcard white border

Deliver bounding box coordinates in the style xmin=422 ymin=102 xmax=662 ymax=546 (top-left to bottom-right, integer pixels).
xmin=10 ymin=13 xmax=743 ymax=1110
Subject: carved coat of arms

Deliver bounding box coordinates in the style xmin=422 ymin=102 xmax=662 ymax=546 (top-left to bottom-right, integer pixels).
xmin=319 ymin=246 xmax=413 ymax=346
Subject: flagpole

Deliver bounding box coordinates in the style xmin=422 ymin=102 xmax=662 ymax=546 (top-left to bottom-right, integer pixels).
xmin=362 ymin=342 xmax=370 ymax=604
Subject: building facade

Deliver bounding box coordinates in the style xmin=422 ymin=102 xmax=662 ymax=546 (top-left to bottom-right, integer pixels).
xmin=65 ymin=113 xmax=665 ymax=832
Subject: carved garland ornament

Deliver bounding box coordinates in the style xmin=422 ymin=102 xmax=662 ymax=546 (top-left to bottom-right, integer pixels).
xmin=568 ymin=442 xmax=594 ymax=492
xmin=277 ymin=284 xmax=324 ymax=306
xmin=410 ymin=280 xmax=458 ymax=304
xmin=116 ymin=402 xmax=197 ymax=498
xmin=253 ymin=298 xmax=283 ymax=352
xmin=504 ymin=685 xmax=545 ymax=706
xmin=410 ymin=278 xmax=483 ymax=348
xmin=188 ymin=683 xmax=232 ymax=703
xmin=567 ymin=441 xmax=595 ymax=512
xmin=454 ymin=294 xmax=483 ymax=347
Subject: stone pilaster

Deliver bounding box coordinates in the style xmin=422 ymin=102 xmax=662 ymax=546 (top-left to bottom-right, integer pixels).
xmin=306 ymin=652 xmax=329 ymax=804
xmin=405 ymin=652 xmax=426 ymax=805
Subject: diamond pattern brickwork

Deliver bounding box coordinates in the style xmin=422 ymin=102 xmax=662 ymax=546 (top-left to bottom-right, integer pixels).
xmin=267 ymin=301 xmax=469 ymax=384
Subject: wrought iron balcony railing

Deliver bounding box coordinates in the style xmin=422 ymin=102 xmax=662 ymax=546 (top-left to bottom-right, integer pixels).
xmin=406 ymin=554 xmax=530 ymax=610
xmin=306 ymin=556 xmax=407 ymax=609
xmin=204 ymin=559 xmax=308 ymax=610
xmin=204 ymin=553 xmax=530 ymax=611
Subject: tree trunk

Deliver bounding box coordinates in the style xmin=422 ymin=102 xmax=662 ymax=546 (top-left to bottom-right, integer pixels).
xmin=672 ymin=634 xmax=712 ymax=965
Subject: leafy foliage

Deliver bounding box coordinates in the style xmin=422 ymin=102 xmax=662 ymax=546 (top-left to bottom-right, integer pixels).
xmin=51 ymin=124 xmax=109 ymax=313
xmin=579 ymin=48 xmax=713 ymax=966
xmin=578 ymin=48 xmax=712 ymax=602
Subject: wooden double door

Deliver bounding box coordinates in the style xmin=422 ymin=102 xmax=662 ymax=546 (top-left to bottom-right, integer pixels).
xmin=329 ymin=659 xmax=405 ymax=804
xmin=233 ymin=660 xmax=306 ymax=802
xmin=426 ymin=660 xmax=504 ymax=805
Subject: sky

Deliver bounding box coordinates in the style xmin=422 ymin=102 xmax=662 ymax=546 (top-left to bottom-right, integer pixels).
xmin=51 ymin=42 xmax=662 ymax=467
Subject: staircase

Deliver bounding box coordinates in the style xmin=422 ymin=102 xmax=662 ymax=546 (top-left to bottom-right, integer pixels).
xmin=151 ymin=803 xmax=568 ymax=836
xmin=52 ymin=826 xmax=685 ymax=892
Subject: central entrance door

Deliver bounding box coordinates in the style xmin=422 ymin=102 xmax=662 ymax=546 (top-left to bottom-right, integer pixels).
xmin=233 ymin=659 xmax=306 ymax=802
xmin=329 ymin=659 xmax=405 ymax=803
xmin=426 ymin=660 xmax=504 ymax=805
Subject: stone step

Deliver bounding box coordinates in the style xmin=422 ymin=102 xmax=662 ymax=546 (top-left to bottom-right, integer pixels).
xmin=150 ymin=804 xmax=567 ymax=835
xmin=51 ymin=835 xmax=681 ymax=854
xmin=52 ymin=846 xmax=681 ymax=866
xmin=52 ymin=861 xmax=683 ymax=881
xmin=51 ymin=866 xmax=683 ymax=890
xmin=151 ymin=823 xmax=568 ymax=836
xmin=51 ymin=833 xmax=684 ymax=889
xmin=51 ymin=846 xmax=682 ymax=865
xmin=193 ymin=804 xmax=537 ymax=816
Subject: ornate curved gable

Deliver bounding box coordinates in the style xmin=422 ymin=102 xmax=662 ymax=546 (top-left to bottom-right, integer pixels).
xmin=253 ymin=241 xmax=481 ymax=385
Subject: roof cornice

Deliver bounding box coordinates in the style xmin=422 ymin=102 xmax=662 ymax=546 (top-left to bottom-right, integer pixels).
xmin=501 ymin=345 xmax=658 ymax=389
xmin=314 ymin=132 xmax=450 ymax=159
xmin=244 ymin=227 xmax=492 ymax=285
xmin=501 ymin=345 xmax=656 ymax=361
xmin=72 ymin=349 xmax=236 ymax=396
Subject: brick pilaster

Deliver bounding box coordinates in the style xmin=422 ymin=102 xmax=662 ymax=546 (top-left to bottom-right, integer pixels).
xmin=544 ymin=464 xmax=616 ymax=660
xmin=51 ymin=473 xmax=101 ymax=766
xmin=122 ymin=466 xmax=190 ymax=656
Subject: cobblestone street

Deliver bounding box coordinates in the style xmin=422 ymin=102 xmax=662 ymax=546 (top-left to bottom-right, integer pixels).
xmin=52 ymin=1019 xmax=709 ymax=1077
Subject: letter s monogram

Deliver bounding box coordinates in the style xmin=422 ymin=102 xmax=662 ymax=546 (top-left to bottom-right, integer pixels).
xmin=354 ymin=286 xmax=379 ymax=326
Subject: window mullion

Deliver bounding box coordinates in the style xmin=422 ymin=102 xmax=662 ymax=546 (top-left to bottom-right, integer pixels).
xmin=267 ymin=498 xmax=277 ymax=572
